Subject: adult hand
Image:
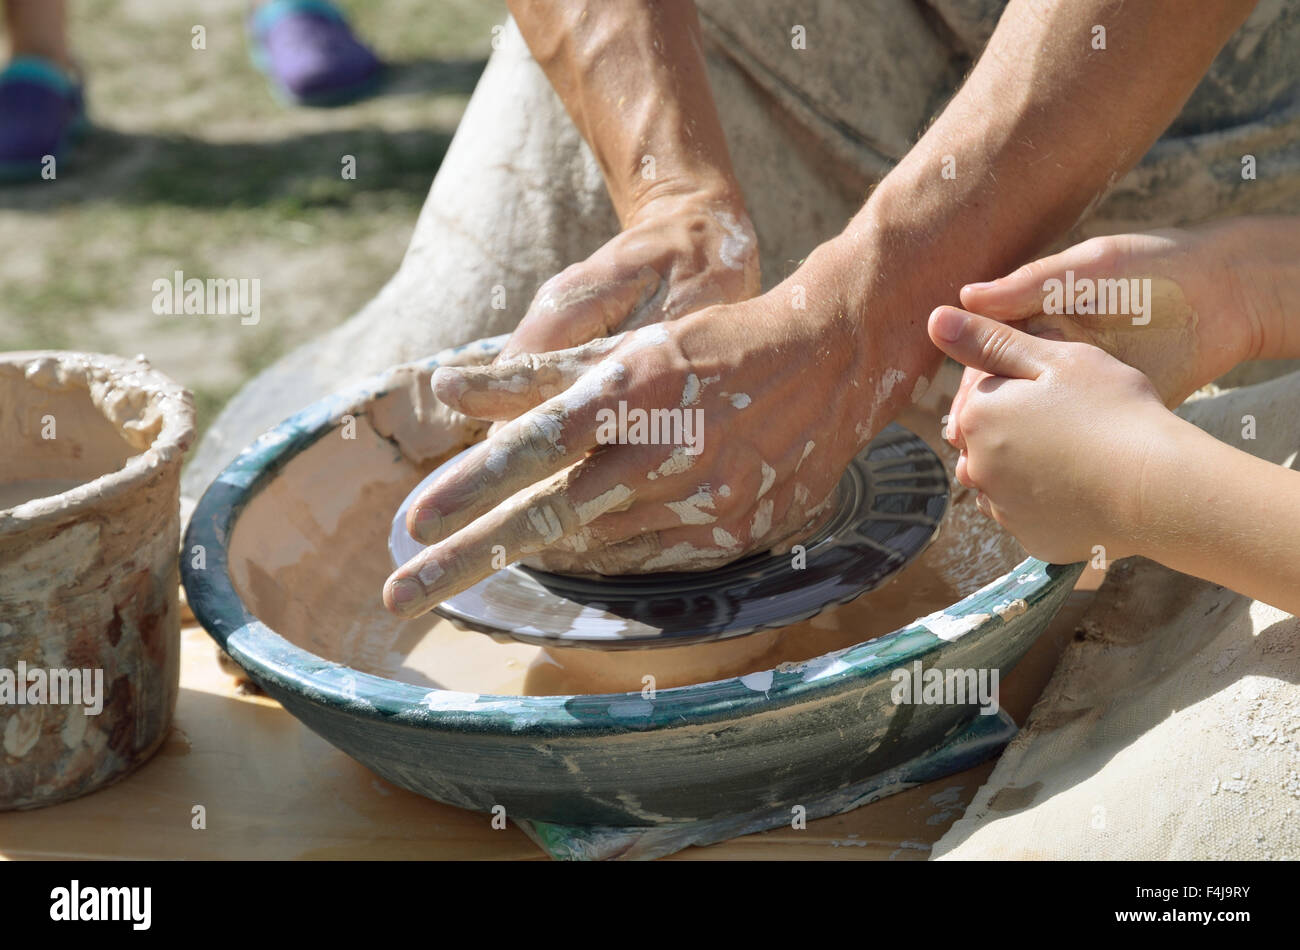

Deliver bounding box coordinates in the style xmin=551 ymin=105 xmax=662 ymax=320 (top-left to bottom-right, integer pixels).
xmin=500 ymin=191 xmax=759 ymax=360
xmin=383 ymin=273 xmax=873 ymax=619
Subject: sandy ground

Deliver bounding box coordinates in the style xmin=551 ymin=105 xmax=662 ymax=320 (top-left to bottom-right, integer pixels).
xmin=0 ymin=0 xmax=505 ymax=443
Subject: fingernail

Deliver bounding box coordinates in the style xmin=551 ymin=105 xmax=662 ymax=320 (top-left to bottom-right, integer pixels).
xmin=963 ymin=281 xmax=998 ymax=293
xmin=431 ymin=367 xmax=467 ymax=401
xmin=412 ymin=506 xmax=442 ymax=542
xmin=932 ymin=307 xmax=967 ymax=342
xmin=389 ymin=578 xmax=422 ymax=605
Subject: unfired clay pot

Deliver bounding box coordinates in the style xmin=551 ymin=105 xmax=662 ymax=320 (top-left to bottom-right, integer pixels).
xmin=0 ymin=352 xmax=194 ymax=810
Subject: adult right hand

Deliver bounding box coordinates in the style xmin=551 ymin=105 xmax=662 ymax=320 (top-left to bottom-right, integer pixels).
xmin=381 ymin=232 xmax=919 ymax=618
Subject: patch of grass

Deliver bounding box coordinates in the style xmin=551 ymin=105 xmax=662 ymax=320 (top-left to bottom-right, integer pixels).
xmin=1 ymin=0 xmax=506 ymax=455
xmin=234 ymin=319 xmax=287 ymax=378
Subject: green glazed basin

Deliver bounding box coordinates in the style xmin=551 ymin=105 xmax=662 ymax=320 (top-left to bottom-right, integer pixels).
xmin=183 ymin=338 xmax=1083 ymax=827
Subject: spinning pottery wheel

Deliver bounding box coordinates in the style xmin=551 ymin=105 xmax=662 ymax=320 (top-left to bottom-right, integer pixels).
xmin=389 ymin=426 xmax=950 ymax=648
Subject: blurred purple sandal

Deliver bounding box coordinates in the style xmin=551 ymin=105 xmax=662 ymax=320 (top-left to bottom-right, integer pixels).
xmin=249 ymin=0 xmax=384 ymax=107
xmin=0 ymin=56 xmax=85 ymax=181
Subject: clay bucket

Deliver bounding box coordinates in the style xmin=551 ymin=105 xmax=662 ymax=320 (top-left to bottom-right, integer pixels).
xmin=0 ymin=352 xmax=194 ymax=810
xmin=184 ymin=338 xmax=1082 ymax=827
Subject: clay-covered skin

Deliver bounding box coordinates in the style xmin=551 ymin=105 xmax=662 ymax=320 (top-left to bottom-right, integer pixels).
xmin=0 ymin=353 xmax=194 ymax=810
xmin=501 ymin=196 xmax=760 ymax=361
xmin=378 ymin=214 xmax=956 ymax=620
xmin=386 ymin=297 xmax=874 ymax=616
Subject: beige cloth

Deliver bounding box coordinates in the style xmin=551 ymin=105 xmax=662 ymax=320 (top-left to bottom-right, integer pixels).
xmin=935 ymin=370 xmax=1300 ymax=860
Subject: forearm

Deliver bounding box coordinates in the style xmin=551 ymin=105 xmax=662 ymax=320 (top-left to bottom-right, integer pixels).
xmin=1136 ymin=414 xmax=1300 ymax=616
xmin=819 ymin=0 xmax=1255 ymax=412
xmin=507 ymin=0 xmax=741 ymax=225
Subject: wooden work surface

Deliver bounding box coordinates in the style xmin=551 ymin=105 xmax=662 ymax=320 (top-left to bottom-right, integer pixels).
xmin=0 ymin=589 xmax=1095 ymax=861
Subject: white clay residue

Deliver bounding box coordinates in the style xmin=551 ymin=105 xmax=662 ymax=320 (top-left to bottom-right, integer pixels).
xmin=526 ymin=505 xmax=564 ymax=543
xmin=623 ymin=323 xmax=669 ymax=352
xmin=910 ymin=375 xmax=931 ymax=404
xmin=417 ymin=560 xmax=444 ymax=586
xmin=646 ymin=446 xmax=695 ymax=480
xmin=562 ymin=360 xmax=625 ymax=412
xmin=484 ymin=444 xmax=508 ymax=475
xmin=876 ymin=367 xmax=907 ymax=407
xmin=712 ymin=210 xmax=755 ymax=271
xmin=681 ymin=373 xmax=701 ymax=407
xmin=575 ymin=484 xmax=633 ymax=524
xmin=993 ymin=598 xmax=1028 ymax=621
xmin=641 ymin=541 xmax=705 ymax=572
xmin=488 ymin=374 xmax=530 ymax=394
xmin=918 ymin=610 xmax=991 ymax=642
xmin=517 ymin=411 xmax=566 ymax=458
xmin=665 ymin=490 xmax=716 ymax=525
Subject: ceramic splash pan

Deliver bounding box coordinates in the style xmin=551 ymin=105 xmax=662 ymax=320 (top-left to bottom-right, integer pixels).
xmin=184 ymin=337 xmax=1083 ymax=828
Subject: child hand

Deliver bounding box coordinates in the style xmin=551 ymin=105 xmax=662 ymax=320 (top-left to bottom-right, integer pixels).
xmin=957 ymin=227 xmax=1257 ymax=408
xmin=944 ymin=226 xmax=1265 ymax=458
xmin=927 ymin=305 xmax=1178 ymax=566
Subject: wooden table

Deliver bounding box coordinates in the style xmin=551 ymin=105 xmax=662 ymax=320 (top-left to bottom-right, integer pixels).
xmin=0 ymin=588 xmax=1095 ymax=860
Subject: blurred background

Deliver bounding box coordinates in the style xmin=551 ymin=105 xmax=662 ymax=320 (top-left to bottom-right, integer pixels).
xmin=0 ymin=0 xmax=506 ymax=442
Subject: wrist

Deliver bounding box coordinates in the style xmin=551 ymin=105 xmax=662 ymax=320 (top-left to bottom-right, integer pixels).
xmin=623 ymin=171 xmax=745 ymax=229
xmin=1124 ymin=409 xmax=1216 ymax=564
xmin=1211 ymin=215 xmax=1300 ymax=362
xmin=781 ymin=231 xmax=945 ymax=436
